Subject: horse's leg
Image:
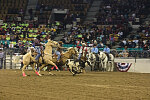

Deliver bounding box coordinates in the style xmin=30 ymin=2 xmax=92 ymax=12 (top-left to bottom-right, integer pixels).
xmin=31 ymin=63 xmax=39 ymax=76
xmin=49 ymin=60 xmax=59 ymax=71
xmin=82 ymin=62 xmax=86 ymax=74
xmin=111 ymin=61 xmax=114 ymax=72
xmin=96 ymin=61 xmax=98 ymax=71
xmin=97 ymin=59 xmax=100 ymax=71
xmin=107 ymin=61 xmax=111 ymax=72
xmin=46 ymin=60 xmax=59 ymax=75
xmin=82 ymin=68 xmax=86 ymax=74
xmin=93 ymin=61 xmax=96 ymax=71
xmin=103 ymin=62 xmax=107 ymax=72
xmin=69 ymin=65 xmax=76 ymax=75
xmin=101 ymin=61 xmax=104 ymax=72
xmin=109 ymin=61 xmax=112 ymax=72
xmin=87 ymin=60 xmax=92 ymax=71
xmin=38 ymin=64 xmax=47 ymax=76
xmin=22 ymin=64 xmax=28 ymax=77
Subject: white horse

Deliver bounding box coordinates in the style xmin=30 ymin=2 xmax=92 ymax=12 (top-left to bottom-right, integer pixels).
xmin=99 ymin=51 xmax=114 ymax=71
xmin=99 ymin=51 xmax=108 ymax=71
xmin=87 ymin=52 xmax=96 ymax=71
xmin=107 ymin=53 xmax=115 ymax=72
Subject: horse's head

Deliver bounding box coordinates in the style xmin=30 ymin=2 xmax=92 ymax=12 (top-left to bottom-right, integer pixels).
xmin=46 ymin=39 xmax=58 ymax=47
xmin=99 ymin=51 xmax=106 ymax=59
xmin=67 ymin=47 xmax=78 ymax=57
xmin=30 ymin=48 xmax=37 ymax=56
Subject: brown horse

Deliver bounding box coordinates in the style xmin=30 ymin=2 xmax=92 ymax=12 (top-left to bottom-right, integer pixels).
xmin=54 ymin=47 xmax=78 ymax=66
xmin=22 ymin=39 xmax=59 ymax=76
xmin=38 ymin=47 xmax=78 ymax=76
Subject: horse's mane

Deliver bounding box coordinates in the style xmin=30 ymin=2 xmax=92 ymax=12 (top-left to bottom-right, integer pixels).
xmin=64 ymin=47 xmax=72 ymax=54
xmin=67 ymin=47 xmax=73 ymax=51
xmin=63 ymin=47 xmax=74 ymax=55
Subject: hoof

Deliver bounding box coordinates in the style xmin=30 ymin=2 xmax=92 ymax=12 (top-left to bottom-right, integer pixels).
xmin=49 ymin=74 xmax=55 ymax=76
xmin=73 ymin=71 xmax=77 ymax=76
xmin=39 ymin=74 xmax=42 ymax=76
xmin=49 ymin=72 xmax=55 ymax=76
xmin=35 ymin=72 xmax=39 ymax=76
xmin=73 ymin=73 xmax=76 ymax=76
xmin=22 ymin=73 xmax=27 ymax=77
xmin=56 ymin=69 xmax=60 ymax=72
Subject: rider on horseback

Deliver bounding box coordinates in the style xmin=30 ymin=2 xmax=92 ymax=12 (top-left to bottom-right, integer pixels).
xmin=34 ymin=36 xmax=42 ymax=62
xmin=55 ymin=41 xmax=66 ymax=62
xmin=91 ymin=43 xmax=99 ymax=61
xmin=103 ymin=45 xmax=110 ymax=61
xmin=77 ymin=42 xmax=87 ymax=61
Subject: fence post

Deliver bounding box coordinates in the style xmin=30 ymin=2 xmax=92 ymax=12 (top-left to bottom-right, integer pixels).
xmin=135 ymin=51 xmax=137 ymax=63
xmin=10 ymin=51 xmax=13 ymax=69
xmin=4 ymin=52 xmax=6 ymax=69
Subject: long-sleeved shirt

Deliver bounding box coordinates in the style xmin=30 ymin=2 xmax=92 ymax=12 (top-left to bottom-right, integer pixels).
xmin=103 ymin=47 xmax=110 ymax=53
xmin=91 ymin=47 xmax=99 ymax=53
xmin=77 ymin=46 xmax=87 ymax=53
xmin=0 ymin=52 xmax=4 ymax=59
xmin=56 ymin=44 xmax=66 ymax=53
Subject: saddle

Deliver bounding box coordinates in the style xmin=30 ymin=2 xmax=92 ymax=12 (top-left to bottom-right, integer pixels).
xmin=52 ymin=53 xmax=64 ymax=59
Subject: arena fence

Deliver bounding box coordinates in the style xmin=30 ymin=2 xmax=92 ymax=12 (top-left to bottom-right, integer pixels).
xmin=0 ymin=48 xmax=149 ymax=69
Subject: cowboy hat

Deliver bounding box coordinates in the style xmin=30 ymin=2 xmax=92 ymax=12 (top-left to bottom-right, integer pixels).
xmin=81 ymin=43 xmax=86 ymax=46
xmin=58 ymin=41 xmax=63 ymax=44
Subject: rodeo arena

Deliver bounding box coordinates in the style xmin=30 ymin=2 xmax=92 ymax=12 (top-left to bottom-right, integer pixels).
xmin=0 ymin=0 xmax=150 ymax=100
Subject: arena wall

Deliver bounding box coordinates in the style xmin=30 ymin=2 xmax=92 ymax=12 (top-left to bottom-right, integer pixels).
xmin=115 ymin=58 xmax=150 ymax=73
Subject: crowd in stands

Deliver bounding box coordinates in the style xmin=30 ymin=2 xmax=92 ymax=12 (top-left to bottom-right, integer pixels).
xmin=119 ymin=24 xmax=150 ymax=50
xmin=0 ymin=0 xmax=149 ymax=56
xmin=119 ymin=39 xmax=150 ymax=50
xmin=95 ymin=0 xmax=150 ymax=25
xmin=0 ymin=0 xmax=28 ymax=22
xmin=0 ymin=22 xmax=62 ymax=54
xmin=35 ymin=0 xmax=92 ymax=24
xmin=60 ymin=23 xmax=132 ymax=49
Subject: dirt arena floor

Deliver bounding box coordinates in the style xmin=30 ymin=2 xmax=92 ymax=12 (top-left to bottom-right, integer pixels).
xmin=0 ymin=69 xmax=150 ymax=100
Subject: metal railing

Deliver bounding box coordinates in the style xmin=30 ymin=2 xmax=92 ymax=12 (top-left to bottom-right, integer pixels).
xmin=110 ymin=50 xmax=150 ymax=58
xmin=0 ymin=48 xmax=149 ymax=69
xmin=1 ymin=48 xmax=23 ymax=69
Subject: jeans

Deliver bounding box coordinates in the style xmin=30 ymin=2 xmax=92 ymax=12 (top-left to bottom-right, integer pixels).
xmin=56 ymin=51 xmax=61 ymax=61
xmin=78 ymin=53 xmax=82 ymax=60
xmin=35 ymin=46 xmax=41 ymax=60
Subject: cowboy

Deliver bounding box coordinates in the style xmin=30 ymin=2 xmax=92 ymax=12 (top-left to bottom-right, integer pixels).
xmin=77 ymin=42 xmax=87 ymax=60
xmin=55 ymin=41 xmax=66 ymax=62
xmin=27 ymin=43 xmax=34 ymax=53
xmin=91 ymin=44 xmax=99 ymax=54
xmin=91 ymin=43 xmax=99 ymax=61
xmin=34 ymin=37 xmax=41 ymax=62
xmin=103 ymin=45 xmax=110 ymax=60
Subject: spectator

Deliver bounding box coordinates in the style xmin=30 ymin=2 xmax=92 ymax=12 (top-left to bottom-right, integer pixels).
xmin=3 ymin=41 xmax=9 ymax=48
xmin=97 ymin=42 xmax=104 ymax=48
xmin=122 ymin=46 xmax=129 ymax=58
